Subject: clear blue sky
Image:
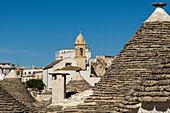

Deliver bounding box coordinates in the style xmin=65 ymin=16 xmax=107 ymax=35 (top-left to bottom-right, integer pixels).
xmin=0 ymin=0 xmax=169 ymax=67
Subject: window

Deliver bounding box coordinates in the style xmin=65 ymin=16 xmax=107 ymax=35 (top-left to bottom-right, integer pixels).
xmin=80 ymin=48 xmax=83 ymax=56
xmin=65 ymin=63 xmax=72 ymax=67
xmin=28 ymin=72 xmax=31 ymax=74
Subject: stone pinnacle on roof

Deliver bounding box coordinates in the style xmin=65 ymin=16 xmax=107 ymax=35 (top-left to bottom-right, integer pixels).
xmin=5 ymin=69 xmax=19 ymax=78
xmin=80 ymin=28 xmax=82 ymax=34
xmin=66 ymin=69 xmax=91 ymax=93
xmin=72 ymin=69 xmax=84 ymax=80
xmin=145 ymin=3 xmax=170 ymax=22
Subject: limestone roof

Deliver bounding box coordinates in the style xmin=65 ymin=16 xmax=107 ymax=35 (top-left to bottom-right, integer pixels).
xmin=67 ymin=3 xmax=170 ymax=113
xmin=0 ymin=63 xmax=11 ymax=65
xmin=0 ymin=83 xmax=33 ymax=112
xmin=66 ymin=72 xmax=91 ymax=93
xmin=5 ymin=69 xmax=19 ymax=78
xmin=49 ymin=72 xmax=70 ymax=75
xmin=60 ymin=66 xmax=82 ymax=71
xmin=0 ymin=76 xmax=36 ymax=112
xmin=43 ymin=59 xmax=63 ymax=69
xmin=145 ymin=3 xmax=170 ymax=22
xmin=75 ymin=31 xmax=86 ymax=45
xmin=72 ymin=71 xmax=84 ymax=81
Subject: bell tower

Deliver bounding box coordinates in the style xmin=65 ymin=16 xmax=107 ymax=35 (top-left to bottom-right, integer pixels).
xmin=75 ymin=31 xmax=86 ymax=70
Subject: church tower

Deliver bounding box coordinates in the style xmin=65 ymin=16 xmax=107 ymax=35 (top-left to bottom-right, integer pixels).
xmin=75 ymin=31 xmax=86 ymax=70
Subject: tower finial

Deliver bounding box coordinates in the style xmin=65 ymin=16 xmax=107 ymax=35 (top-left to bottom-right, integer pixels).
xmin=80 ymin=29 xmax=81 ymax=34
xmin=88 ymin=44 xmax=90 ymax=51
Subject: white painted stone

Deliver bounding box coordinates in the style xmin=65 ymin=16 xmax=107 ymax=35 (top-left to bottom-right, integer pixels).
xmin=40 ymin=94 xmax=52 ymax=101
xmin=0 ymin=69 xmax=5 ymax=80
xmin=43 ymin=68 xmax=53 ymax=90
xmin=22 ymin=68 xmax=43 ymax=82
xmin=145 ymin=6 xmax=170 ymax=22
xmin=72 ymin=71 xmax=84 ymax=80
xmin=49 ymin=89 xmax=93 ymax=108
xmin=5 ymin=69 xmax=19 ymax=78
xmin=52 ymin=77 xmax=65 ymax=104
xmin=36 ymin=94 xmax=43 ymax=102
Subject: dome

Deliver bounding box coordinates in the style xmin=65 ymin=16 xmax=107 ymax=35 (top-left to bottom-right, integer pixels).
xmin=75 ymin=31 xmax=86 ymax=45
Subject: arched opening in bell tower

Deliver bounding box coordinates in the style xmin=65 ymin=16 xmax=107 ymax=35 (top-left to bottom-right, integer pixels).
xmin=80 ymin=48 xmax=83 ymax=56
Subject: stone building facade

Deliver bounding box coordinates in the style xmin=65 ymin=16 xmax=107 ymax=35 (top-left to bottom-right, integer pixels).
xmin=91 ymin=55 xmax=114 ymax=77
xmin=22 ymin=66 xmax=43 ymax=83
xmin=43 ymin=31 xmax=100 ymax=90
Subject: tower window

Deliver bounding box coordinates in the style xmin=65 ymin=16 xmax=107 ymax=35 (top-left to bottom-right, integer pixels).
xmin=80 ymin=48 xmax=83 ymax=56
xmin=65 ymin=63 xmax=72 ymax=67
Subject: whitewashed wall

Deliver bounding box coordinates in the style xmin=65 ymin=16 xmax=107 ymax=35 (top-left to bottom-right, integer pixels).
xmin=53 ymin=58 xmax=76 ymax=70
xmin=43 ymin=68 xmax=53 ymax=90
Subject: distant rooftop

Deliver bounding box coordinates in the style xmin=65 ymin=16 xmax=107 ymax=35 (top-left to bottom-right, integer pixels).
xmin=0 ymin=63 xmax=11 ymax=65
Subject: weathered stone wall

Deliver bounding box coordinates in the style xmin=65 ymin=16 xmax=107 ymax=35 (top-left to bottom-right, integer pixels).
xmin=92 ymin=60 xmax=106 ymax=77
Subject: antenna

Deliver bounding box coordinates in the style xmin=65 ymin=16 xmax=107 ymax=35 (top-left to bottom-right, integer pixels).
xmin=67 ymin=43 xmax=70 ymax=49
xmin=19 ymin=57 xmax=20 ymax=66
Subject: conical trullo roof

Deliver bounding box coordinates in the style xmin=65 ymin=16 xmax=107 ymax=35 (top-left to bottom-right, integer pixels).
xmin=66 ymin=71 xmax=91 ymax=93
xmin=0 ymin=69 xmax=36 ymax=112
xmin=0 ymin=83 xmax=32 ymax=112
xmin=0 ymin=70 xmax=36 ymax=109
xmin=63 ymin=3 xmax=170 ymax=113
xmin=5 ymin=69 xmax=19 ymax=78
